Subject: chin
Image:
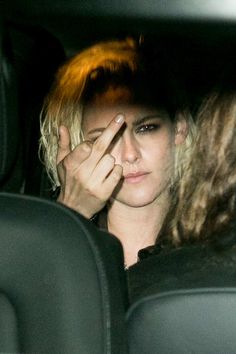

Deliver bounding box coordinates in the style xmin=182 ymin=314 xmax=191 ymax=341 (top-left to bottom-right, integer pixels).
xmin=114 ymin=189 xmax=160 ymax=208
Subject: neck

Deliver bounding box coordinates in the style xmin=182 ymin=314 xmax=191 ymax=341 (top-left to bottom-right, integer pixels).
xmin=107 ymin=192 xmax=170 ymax=268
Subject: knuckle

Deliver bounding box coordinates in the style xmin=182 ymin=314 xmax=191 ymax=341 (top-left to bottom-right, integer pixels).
xmin=61 ymin=154 xmax=77 ymax=172
xmin=58 ymin=157 xmax=70 ymax=170
xmin=85 ymin=184 xmax=97 ymax=197
xmin=111 ymin=165 xmax=123 ymax=181
xmin=104 ymin=154 xmax=115 ymax=165
xmin=112 ymin=171 xmax=121 ymax=182
xmin=93 ymin=139 xmax=106 ymax=153
xmin=61 ymin=156 xmax=71 ymax=170
xmin=85 ymin=184 xmax=107 ymax=203
xmin=81 ymin=141 xmax=92 ymax=153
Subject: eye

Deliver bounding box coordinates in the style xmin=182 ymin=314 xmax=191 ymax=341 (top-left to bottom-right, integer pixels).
xmin=90 ymin=137 xmax=98 ymax=143
xmin=88 ymin=133 xmax=102 ymax=143
xmin=136 ymin=123 xmax=160 ymax=134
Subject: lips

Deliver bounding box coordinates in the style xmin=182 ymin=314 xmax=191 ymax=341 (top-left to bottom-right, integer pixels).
xmin=124 ymin=172 xmax=149 ymax=184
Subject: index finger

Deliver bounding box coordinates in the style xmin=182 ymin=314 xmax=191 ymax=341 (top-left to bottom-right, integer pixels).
xmin=90 ymin=113 xmax=125 ymax=162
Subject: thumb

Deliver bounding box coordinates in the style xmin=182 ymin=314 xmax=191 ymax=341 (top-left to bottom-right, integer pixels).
xmin=56 ymin=125 xmax=71 ymax=165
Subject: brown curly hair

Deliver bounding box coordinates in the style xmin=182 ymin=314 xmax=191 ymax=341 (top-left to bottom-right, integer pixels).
xmin=165 ymin=90 xmax=236 ymax=246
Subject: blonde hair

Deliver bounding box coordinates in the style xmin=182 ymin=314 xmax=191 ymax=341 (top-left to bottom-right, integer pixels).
xmin=40 ymin=38 xmax=139 ymax=187
xmin=166 ymin=90 xmax=236 ymax=246
xmin=39 ymin=37 xmax=196 ymax=190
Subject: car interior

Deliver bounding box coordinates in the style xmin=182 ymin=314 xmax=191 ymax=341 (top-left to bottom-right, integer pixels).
xmin=1 ymin=0 xmax=236 ymax=353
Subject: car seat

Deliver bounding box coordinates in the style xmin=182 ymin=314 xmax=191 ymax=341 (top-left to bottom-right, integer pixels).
xmin=0 ymin=192 xmax=127 ymax=353
xmin=127 ymin=287 xmax=236 ymax=353
xmin=127 ymin=257 xmax=236 ymax=354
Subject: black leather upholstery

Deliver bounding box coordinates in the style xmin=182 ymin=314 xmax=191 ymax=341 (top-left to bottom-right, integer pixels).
xmin=0 ymin=193 xmax=127 ymax=353
xmin=127 ymin=240 xmax=236 ymax=353
xmin=127 ymin=287 xmax=236 ymax=353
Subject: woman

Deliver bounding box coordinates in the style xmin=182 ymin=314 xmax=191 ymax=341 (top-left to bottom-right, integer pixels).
xmin=39 ymin=37 xmax=195 ymax=267
xmin=128 ymin=86 xmax=236 ymax=301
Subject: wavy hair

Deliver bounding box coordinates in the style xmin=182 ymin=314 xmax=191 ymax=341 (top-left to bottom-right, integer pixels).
xmin=165 ymin=90 xmax=236 ymax=245
xmin=39 ymin=37 xmax=195 ymax=189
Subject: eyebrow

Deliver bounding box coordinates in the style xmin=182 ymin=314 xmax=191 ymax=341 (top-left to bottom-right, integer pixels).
xmin=132 ymin=113 xmax=166 ymax=128
xmin=86 ymin=113 xmax=166 ymax=136
xmin=86 ymin=127 xmax=106 ymax=136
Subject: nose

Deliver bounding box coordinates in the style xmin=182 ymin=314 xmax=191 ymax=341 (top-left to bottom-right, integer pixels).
xmin=119 ymin=133 xmax=141 ymax=164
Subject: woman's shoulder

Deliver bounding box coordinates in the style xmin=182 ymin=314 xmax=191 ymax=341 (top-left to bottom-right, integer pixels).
xmin=128 ymin=228 xmax=236 ymax=303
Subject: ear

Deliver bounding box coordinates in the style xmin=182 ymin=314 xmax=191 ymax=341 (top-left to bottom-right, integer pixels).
xmin=174 ymin=117 xmax=188 ymax=146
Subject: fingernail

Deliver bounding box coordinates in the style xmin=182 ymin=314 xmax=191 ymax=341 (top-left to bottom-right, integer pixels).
xmin=115 ymin=114 xmax=125 ymax=124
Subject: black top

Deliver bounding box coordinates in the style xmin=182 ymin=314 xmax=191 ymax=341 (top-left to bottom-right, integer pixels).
xmin=127 ymin=223 xmax=236 ymax=303
xmin=94 ymin=208 xmax=236 ymax=304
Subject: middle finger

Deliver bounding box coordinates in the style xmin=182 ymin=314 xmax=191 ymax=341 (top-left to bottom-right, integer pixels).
xmin=89 ymin=113 xmax=125 ymax=164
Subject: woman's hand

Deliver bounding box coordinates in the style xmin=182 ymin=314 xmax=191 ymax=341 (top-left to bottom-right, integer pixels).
xmin=56 ymin=114 xmax=124 ymax=218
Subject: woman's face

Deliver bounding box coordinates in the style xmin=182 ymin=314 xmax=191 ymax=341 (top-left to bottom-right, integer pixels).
xmin=82 ymin=87 xmax=186 ymax=208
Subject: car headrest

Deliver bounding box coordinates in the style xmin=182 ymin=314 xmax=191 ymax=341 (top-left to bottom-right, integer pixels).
xmin=0 ymin=193 xmax=127 ymax=353
xmin=127 ymin=287 xmax=236 ymax=353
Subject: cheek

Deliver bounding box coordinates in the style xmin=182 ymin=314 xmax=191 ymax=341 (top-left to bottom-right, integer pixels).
xmin=145 ymin=148 xmax=174 ymax=172
xmin=143 ymin=132 xmax=175 ymax=162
